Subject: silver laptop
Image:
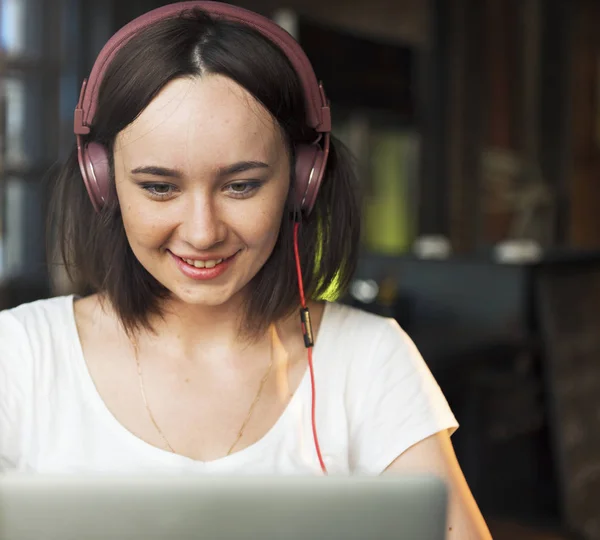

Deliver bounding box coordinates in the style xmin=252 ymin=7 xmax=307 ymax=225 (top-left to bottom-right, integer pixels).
xmin=0 ymin=474 xmax=447 ymax=540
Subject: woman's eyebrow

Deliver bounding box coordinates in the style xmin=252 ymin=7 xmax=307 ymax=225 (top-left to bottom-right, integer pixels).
xmin=130 ymin=161 xmax=270 ymax=178
xmin=130 ymin=165 xmax=182 ymax=178
xmin=216 ymin=161 xmax=269 ymax=176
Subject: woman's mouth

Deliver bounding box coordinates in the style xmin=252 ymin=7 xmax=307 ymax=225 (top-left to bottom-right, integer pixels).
xmin=169 ymin=250 xmax=240 ymax=280
xmin=180 ymin=257 xmax=224 ymax=269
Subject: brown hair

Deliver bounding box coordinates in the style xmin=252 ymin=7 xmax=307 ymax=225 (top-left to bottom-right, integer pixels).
xmin=47 ymin=8 xmax=361 ymax=337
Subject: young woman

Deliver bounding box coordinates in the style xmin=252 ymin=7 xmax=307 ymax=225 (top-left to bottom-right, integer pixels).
xmin=0 ymin=3 xmax=491 ymax=538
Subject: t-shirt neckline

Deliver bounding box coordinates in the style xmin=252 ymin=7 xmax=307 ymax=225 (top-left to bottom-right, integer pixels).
xmin=65 ymin=295 xmax=331 ymax=467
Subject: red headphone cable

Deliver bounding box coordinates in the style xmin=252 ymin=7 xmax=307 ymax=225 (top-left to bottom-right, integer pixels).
xmin=293 ymin=221 xmax=328 ymax=475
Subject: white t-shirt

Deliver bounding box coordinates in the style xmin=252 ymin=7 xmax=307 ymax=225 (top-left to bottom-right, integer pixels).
xmin=0 ymin=295 xmax=457 ymax=475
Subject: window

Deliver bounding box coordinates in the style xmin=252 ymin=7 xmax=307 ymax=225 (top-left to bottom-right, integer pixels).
xmin=0 ymin=0 xmax=62 ymax=284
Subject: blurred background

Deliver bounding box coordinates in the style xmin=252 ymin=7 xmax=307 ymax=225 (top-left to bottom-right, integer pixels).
xmin=1 ymin=0 xmax=600 ymax=538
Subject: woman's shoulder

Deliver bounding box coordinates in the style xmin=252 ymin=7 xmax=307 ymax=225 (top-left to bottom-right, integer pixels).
xmin=320 ymin=301 xmax=407 ymax=349
xmin=1 ymin=294 xmax=75 ymax=329
xmin=0 ymin=295 xmax=76 ymax=353
xmin=319 ymin=301 xmax=427 ymax=378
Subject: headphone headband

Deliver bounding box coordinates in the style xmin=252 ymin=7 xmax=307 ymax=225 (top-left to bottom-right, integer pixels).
xmin=73 ymin=0 xmax=331 ymax=136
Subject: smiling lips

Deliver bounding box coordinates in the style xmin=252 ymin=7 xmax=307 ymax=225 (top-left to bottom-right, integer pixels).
xmin=170 ymin=250 xmax=239 ymax=280
xmin=181 ymin=257 xmax=224 ymax=269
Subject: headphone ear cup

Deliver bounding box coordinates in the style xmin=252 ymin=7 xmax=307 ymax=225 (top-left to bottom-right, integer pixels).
xmin=293 ymin=143 xmax=326 ymax=215
xmin=77 ymin=141 xmax=111 ymax=212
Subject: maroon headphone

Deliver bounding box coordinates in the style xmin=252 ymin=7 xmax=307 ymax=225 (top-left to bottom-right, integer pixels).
xmin=73 ymin=1 xmax=331 ymax=216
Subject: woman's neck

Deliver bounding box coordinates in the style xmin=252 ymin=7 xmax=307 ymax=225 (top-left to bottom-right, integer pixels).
xmin=93 ymin=292 xmax=322 ymax=370
xmin=144 ymin=296 xmax=257 ymax=358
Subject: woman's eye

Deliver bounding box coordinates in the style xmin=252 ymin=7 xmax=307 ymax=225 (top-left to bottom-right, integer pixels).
xmin=226 ymin=181 xmax=261 ymax=197
xmin=141 ymin=183 xmax=175 ymax=199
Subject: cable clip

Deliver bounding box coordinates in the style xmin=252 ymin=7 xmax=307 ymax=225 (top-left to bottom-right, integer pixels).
xmin=300 ymin=307 xmax=314 ymax=348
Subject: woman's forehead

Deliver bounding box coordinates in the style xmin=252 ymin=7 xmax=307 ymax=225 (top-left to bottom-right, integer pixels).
xmin=116 ymin=75 xmax=283 ymax=167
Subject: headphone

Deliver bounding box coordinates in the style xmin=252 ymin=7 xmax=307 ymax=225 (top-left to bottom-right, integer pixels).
xmin=73 ymin=0 xmax=331 ymax=216
xmin=73 ymin=1 xmax=330 ymax=474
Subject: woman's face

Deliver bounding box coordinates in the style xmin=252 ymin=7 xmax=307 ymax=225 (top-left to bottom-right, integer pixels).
xmin=113 ymin=75 xmax=290 ymax=309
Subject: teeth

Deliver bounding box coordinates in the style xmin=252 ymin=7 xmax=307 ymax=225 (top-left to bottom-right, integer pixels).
xmin=183 ymin=258 xmax=223 ymax=268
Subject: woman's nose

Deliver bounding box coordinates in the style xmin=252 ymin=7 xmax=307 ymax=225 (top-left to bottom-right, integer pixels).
xmin=179 ymin=196 xmax=227 ymax=250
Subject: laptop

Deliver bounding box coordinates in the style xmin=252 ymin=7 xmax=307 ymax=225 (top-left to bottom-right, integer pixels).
xmin=0 ymin=474 xmax=448 ymax=540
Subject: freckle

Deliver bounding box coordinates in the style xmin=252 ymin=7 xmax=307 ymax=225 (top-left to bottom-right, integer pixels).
xmin=185 ymin=378 xmax=190 ymax=383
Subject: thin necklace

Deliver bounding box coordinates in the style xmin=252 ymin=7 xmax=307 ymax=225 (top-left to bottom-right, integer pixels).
xmin=227 ymin=329 xmax=274 ymax=456
xmin=133 ymin=328 xmax=274 ymax=456
xmin=133 ymin=341 xmax=175 ymax=453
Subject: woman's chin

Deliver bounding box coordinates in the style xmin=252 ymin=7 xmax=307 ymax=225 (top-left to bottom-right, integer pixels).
xmin=167 ymin=285 xmax=246 ymax=310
